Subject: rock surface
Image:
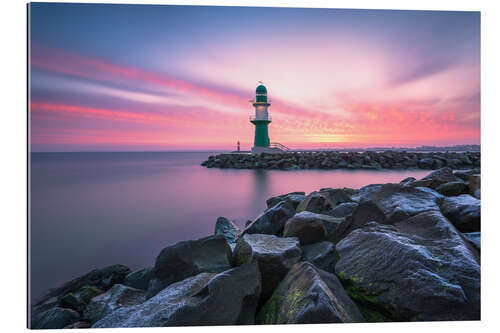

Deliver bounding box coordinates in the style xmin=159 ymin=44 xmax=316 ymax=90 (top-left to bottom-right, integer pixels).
xmin=440 ymin=194 xmax=481 ymax=232
xmin=463 ymin=232 xmax=481 ymax=250
xmin=232 ymin=233 xmax=301 ymax=301
xmin=31 ymin=307 xmax=81 ymax=329
xmin=296 ymin=191 xmax=336 ymax=214
xmin=335 ymin=219 xmax=480 ymax=321
xmin=326 ymin=202 xmax=358 ymax=218
xmin=283 ymin=211 xmax=342 ymax=245
xmin=257 ymin=262 xmax=364 ymax=324
xmin=435 ymin=181 xmax=467 ymax=196
xmin=421 ymin=167 xmax=460 ymax=189
xmin=243 ymin=200 xmax=295 ymax=236
xmin=93 ymin=261 xmax=261 ymax=327
xmin=153 ymin=235 xmax=232 ymax=293
xmin=85 ymin=284 xmax=146 ymax=324
xmin=301 ymin=241 xmax=337 ymax=273
xmin=214 ymin=216 xmax=241 ymax=249
xmin=266 ymin=192 xmax=306 ymax=209
xmin=123 ymin=268 xmax=155 ymax=291
xmin=469 ymin=174 xmax=481 ymax=199
xmin=34 ymin=264 xmax=131 ymax=308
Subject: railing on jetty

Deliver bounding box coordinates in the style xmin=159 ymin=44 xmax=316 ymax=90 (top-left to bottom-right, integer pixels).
xmin=270 ymin=142 xmax=291 ymax=151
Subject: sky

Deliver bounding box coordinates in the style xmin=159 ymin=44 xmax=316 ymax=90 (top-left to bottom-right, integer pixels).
xmin=29 ymin=3 xmax=480 ymax=151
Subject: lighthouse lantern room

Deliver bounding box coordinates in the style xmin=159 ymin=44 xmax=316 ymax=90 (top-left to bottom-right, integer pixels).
xmin=250 ymin=83 xmax=272 ymax=152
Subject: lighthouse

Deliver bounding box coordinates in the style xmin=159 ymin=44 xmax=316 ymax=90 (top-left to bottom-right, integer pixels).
xmin=250 ymin=83 xmax=272 ymax=153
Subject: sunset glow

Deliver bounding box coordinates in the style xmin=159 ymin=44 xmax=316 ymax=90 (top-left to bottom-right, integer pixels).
xmin=29 ymin=4 xmax=480 ymax=151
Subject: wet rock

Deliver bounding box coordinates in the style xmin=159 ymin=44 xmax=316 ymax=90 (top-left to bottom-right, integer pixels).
xmin=57 ymin=285 xmax=103 ymax=313
xmin=257 ymin=262 xmax=364 ymax=324
xmin=283 ymin=211 xmax=341 ymax=245
xmin=266 ymin=192 xmax=306 ymax=209
xmin=417 ymin=158 xmax=434 ymax=169
xmin=400 ymin=177 xmax=416 ymax=186
xmin=409 ymin=179 xmax=434 ymax=188
xmin=296 ymin=191 xmax=336 ymax=214
xmin=34 ymin=264 xmax=129 ymax=308
xmin=153 ymin=235 xmax=232 ymax=292
xmin=31 ymin=307 xmax=80 ymax=329
xmin=93 ymin=261 xmax=261 ymax=327
xmin=326 ymin=202 xmax=358 ymax=218
xmin=469 ymin=174 xmax=480 ymax=199
xmin=355 ymin=183 xmax=443 ymax=220
xmin=214 ymin=217 xmax=240 ymax=249
xmin=244 ymin=200 xmax=295 ymax=236
xmin=84 ymin=284 xmax=146 ymax=324
xmin=318 ymin=188 xmax=354 ymax=205
xmin=422 ymin=167 xmax=460 ymax=189
xmin=123 ymin=267 xmax=155 ymax=291
xmin=335 ymin=221 xmax=480 ymax=321
xmin=440 ymin=194 xmax=480 ymax=232
xmin=332 ymin=201 xmax=388 ymax=243
xmin=435 ymin=181 xmax=467 ymax=196
xmin=232 ymin=233 xmax=301 ymax=300
xmin=301 ymin=241 xmax=337 ymax=273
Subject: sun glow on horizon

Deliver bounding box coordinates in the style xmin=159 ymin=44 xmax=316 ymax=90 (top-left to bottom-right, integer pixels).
xmin=29 ymin=4 xmax=480 ymax=151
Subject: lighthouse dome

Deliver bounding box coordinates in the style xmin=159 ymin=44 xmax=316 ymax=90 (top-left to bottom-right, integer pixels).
xmin=256 ymin=85 xmax=267 ymax=94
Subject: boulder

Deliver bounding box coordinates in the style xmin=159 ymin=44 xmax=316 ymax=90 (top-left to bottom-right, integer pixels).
xmin=296 ymin=191 xmax=336 ymax=214
xmin=214 ymin=217 xmax=241 ymax=249
xmin=93 ymin=261 xmax=261 ymax=327
xmin=354 ymin=183 xmax=443 ymax=221
xmin=153 ymin=235 xmax=232 ymax=292
xmin=399 ymin=177 xmax=416 ymax=186
xmin=84 ymin=284 xmax=146 ymax=324
xmin=57 ymin=285 xmax=103 ymax=312
xmin=417 ymin=158 xmax=434 ymax=169
xmin=435 ymin=181 xmax=467 ymax=196
xmin=335 ymin=220 xmax=480 ymax=321
xmin=243 ymin=200 xmax=295 ymax=236
xmin=318 ymin=188 xmax=354 ymax=205
xmin=34 ymin=264 xmax=131 ymax=307
xmin=326 ymin=202 xmax=358 ymax=218
xmin=266 ymin=192 xmax=306 ymax=209
xmin=453 ymin=170 xmax=473 ymax=181
xmin=31 ymin=307 xmax=80 ymax=329
xmin=257 ymin=262 xmax=364 ymax=324
xmin=469 ymin=174 xmax=480 ymax=199
xmin=301 ymin=241 xmax=337 ymax=273
xmin=331 ymin=201 xmax=388 ymax=243
xmin=123 ymin=267 xmax=155 ymax=291
xmin=409 ymin=179 xmax=434 ymax=188
xmin=232 ymin=233 xmax=301 ymax=300
xmin=283 ymin=211 xmax=342 ymax=245
xmin=422 ymin=167 xmax=460 ymax=188
xmin=440 ymin=194 xmax=480 ymax=232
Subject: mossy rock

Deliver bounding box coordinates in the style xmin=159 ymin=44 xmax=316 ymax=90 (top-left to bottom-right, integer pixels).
xmin=59 ymin=293 xmax=81 ymax=311
xmin=78 ymin=285 xmax=103 ymax=304
xmin=257 ymin=262 xmax=364 ymax=324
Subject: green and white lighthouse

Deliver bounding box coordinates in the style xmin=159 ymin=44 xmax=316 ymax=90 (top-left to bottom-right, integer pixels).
xmin=250 ymin=83 xmax=272 ymax=151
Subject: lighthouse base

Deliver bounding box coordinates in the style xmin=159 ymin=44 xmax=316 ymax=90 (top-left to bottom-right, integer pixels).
xmin=251 ymin=146 xmax=286 ymax=155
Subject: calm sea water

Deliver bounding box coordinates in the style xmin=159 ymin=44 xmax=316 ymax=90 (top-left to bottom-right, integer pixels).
xmin=29 ymin=152 xmax=431 ymax=303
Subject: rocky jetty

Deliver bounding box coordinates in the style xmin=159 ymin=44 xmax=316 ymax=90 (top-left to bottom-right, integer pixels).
xmin=30 ymin=167 xmax=481 ymax=328
xmin=201 ymin=151 xmax=480 ymax=170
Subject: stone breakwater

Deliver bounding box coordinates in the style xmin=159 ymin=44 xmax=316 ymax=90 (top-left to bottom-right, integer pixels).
xmin=201 ymin=151 xmax=480 ymax=170
xmin=30 ymin=167 xmax=480 ymax=328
